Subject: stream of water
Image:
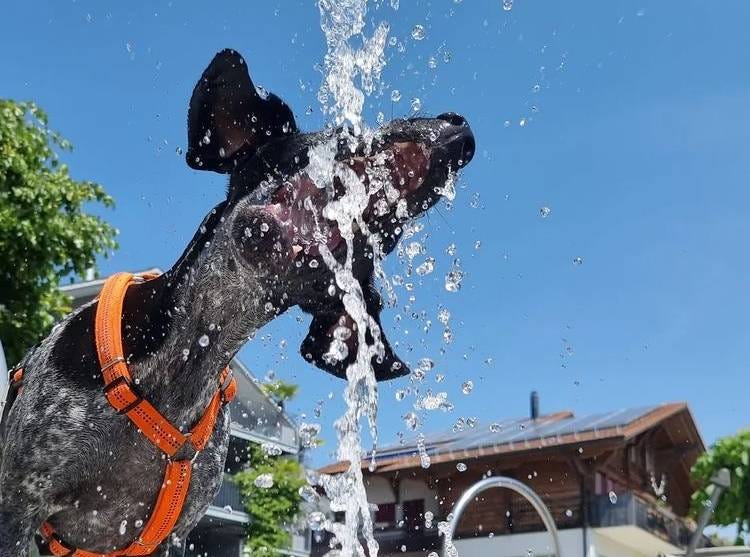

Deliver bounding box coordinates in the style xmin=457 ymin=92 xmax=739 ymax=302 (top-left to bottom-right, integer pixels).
xmin=308 ymin=1 xmax=390 ymax=555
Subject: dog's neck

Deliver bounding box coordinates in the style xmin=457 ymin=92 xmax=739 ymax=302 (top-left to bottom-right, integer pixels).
xmin=119 ymin=206 xmax=281 ymax=428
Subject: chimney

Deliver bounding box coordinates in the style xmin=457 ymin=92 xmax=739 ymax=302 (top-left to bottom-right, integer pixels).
xmin=530 ymin=391 xmax=540 ymax=420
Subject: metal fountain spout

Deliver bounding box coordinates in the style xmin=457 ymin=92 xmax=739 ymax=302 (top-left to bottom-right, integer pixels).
xmin=444 ymin=476 xmax=564 ymax=557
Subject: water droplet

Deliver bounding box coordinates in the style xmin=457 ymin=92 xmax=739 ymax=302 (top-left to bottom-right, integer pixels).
xmin=438 ymin=308 xmax=451 ymax=324
xmin=565 ymin=509 xmax=573 ymax=517
xmin=175 ymin=147 xmax=183 ymax=156
xmin=403 ymin=411 xmax=420 ymax=430
xmin=411 ymin=97 xmax=422 ymax=112
xmin=261 ymin=442 xmax=283 ymax=456
xmin=299 ymin=485 xmax=320 ymax=504
xmin=427 ymin=56 xmax=438 ymax=69
xmin=456 ymin=462 xmax=467 ymax=472
xmin=298 ymin=422 xmax=321 ymax=448
xmin=502 ymin=0 xmax=513 ymax=11
xmin=540 ymin=206 xmax=551 ymax=218
xmin=445 ymin=270 xmax=464 ymax=292
xmin=609 ymin=491 xmax=618 ymax=504
xmin=443 ymin=327 xmax=454 ymax=344
xmin=119 ymin=520 xmax=127 ymax=535
xmin=260 ymin=222 xmax=270 ymax=233
xmin=462 ymin=380 xmax=474 ymax=395
xmin=416 ymin=258 xmax=435 ymax=276
xmin=198 ymin=334 xmax=210 ymax=348
xmin=390 ymin=0 xmax=399 ymax=9
xmin=490 ymin=422 xmax=502 ymax=433
xmin=573 ymin=256 xmax=584 ymax=266
xmin=308 ymin=511 xmax=327 ymax=531
xmin=395 ymin=390 xmax=407 ymax=401
xmin=391 ymin=89 xmax=402 ymax=102
xmin=254 ymin=473 xmax=274 ymax=489
xmin=411 ymin=25 xmax=426 ymax=40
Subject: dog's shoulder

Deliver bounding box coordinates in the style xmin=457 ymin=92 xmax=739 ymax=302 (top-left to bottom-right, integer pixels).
xmin=47 ymin=302 xmax=101 ymax=392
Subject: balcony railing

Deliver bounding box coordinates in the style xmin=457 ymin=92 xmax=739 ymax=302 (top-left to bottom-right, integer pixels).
xmin=211 ymin=475 xmax=244 ymax=514
xmin=590 ymin=492 xmax=693 ymax=547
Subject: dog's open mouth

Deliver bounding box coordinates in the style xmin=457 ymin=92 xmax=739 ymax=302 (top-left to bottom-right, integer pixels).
xmin=263 ymin=140 xmax=433 ymax=261
xmin=239 ymin=113 xmax=474 ymax=269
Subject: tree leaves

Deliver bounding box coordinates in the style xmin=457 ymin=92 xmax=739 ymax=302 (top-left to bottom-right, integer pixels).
xmin=0 ymin=99 xmax=117 ymax=364
xmin=234 ymin=443 xmax=306 ymax=554
xmin=691 ymin=429 xmax=750 ymax=544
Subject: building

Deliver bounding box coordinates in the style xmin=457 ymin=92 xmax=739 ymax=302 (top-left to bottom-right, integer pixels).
xmin=315 ymin=396 xmax=705 ymax=557
xmin=56 ymin=270 xmax=311 ymax=557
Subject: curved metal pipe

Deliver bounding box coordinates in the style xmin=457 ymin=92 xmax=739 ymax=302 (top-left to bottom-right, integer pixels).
xmin=443 ymin=476 xmax=563 ymax=557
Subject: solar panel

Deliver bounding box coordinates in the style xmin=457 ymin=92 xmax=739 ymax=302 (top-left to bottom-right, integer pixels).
xmin=365 ymin=405 xmax=665 ymax=464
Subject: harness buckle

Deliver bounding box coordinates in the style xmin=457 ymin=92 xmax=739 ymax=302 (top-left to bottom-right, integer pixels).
xmin=103 ymin=376 xmax=145 ymax=415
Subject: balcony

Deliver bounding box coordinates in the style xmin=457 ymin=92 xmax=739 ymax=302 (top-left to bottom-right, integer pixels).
xmin=203 ymin=475 xmax=250 ymax=526
xmin=590 ymin=492 xmax=693 ymax=548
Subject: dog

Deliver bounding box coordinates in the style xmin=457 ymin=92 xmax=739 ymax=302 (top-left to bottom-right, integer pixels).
xmin=0 ymin=48 xmax=474 ymax=556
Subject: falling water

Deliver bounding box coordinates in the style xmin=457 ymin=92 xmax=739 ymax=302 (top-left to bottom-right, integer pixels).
xmin=307 ymin=1 xmax=390 ymax=555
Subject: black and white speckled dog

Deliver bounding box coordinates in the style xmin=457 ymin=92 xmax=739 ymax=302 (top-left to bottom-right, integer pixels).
xmin=0 ymin=49 xmax=474 ymax=556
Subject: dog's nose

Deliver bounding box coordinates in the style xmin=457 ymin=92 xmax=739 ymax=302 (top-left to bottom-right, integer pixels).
xmin=436 ymin=112 xmax=475 ymax=165
xmin=436 ymin=112 xmax=468 ymax=128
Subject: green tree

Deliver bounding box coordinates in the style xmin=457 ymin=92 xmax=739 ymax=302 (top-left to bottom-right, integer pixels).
xmin=262 ymin=380 xmax=299 ymax=408
xmin=234 ymin=445 xmax=306 ymax=554
xmin=0 ymin=99 xmax=117 ymax=365
xmin=691 ymin=429 xmax=750 ymax=545
xmin=234 ymin=380 xmax=306 ymax=554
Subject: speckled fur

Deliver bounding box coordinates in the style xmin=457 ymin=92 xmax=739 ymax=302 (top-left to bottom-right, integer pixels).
xmin=0 ymin=48 xmax=474 ymax=557
xmin=0 ymin=206 xmax=278 ymax=556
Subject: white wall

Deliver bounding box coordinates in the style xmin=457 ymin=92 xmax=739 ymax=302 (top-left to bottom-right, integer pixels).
xmin=367 ymin=475 xmax=396 ymax=505
xmin=450 ymin=527 xmax=675 ymax=557
xmin=399 ymin=478 xmax=440 ymax=517
xmin=453 ymin=528 xmax=584 ymax=557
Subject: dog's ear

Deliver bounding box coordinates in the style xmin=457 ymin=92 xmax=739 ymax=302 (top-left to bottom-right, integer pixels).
xmin=300 ymin=284 xmax=410 ymax=381
xmin=186 ymin=49 xmax=298 ymax=173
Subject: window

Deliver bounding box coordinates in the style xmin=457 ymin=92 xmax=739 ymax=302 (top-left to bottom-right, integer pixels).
xmin=401 ymin=499 xmax=425 ymax=531
xmin=375 ymin=502 xmax=396 ymax=525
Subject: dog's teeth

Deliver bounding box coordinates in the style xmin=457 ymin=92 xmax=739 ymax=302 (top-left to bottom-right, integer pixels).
xmin=292 ymin=245 xmax=303 ymax=255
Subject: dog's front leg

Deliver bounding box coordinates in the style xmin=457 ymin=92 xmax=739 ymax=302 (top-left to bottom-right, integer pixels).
xmin=0 ymin=508 xmax=36 ymax=557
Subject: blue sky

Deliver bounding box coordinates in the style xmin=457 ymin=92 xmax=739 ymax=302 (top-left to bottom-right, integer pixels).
xmin=3 ymin=0 xmax=749 ymax=470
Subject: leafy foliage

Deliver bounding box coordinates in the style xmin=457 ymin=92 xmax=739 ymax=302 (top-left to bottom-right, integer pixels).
xmin=234 ymin=443 xmax=306 ymax=554
xmin=691 ymin=429 xmax=750 ymax=544
xmin=0 ymin=99 xmax=117 ymax=365
xmin=234 ymin=380 xmax=305 ymax=554
xmin=261 ymin=380 xmax=299 ymax=406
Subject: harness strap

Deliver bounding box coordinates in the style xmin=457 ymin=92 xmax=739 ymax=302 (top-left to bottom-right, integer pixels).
xmin=40 ymin=272 xmax=236 ymax=557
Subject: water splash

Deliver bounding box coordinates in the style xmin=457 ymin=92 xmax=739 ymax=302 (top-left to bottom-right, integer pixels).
xmin=311 ymin=1 xmax=391 ymax=555
xmin=318 ymin=0 xmax=389 ymax=134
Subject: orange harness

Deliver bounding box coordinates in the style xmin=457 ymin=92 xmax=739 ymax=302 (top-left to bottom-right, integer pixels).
xmin=37 ymin=272 xmax=237 ymax=557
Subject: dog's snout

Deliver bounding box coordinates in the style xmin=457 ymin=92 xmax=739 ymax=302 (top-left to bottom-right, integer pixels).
xmin=437 ymin=112 xmax=468 ymax=128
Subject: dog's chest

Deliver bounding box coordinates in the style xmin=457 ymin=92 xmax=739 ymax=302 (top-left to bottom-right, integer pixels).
xmin=47 ymin=406 xmax=231 ymax=552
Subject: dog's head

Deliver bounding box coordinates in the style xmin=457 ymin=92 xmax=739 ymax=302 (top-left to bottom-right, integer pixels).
xmin=186 ymin=49 xmax=475 ymax=380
